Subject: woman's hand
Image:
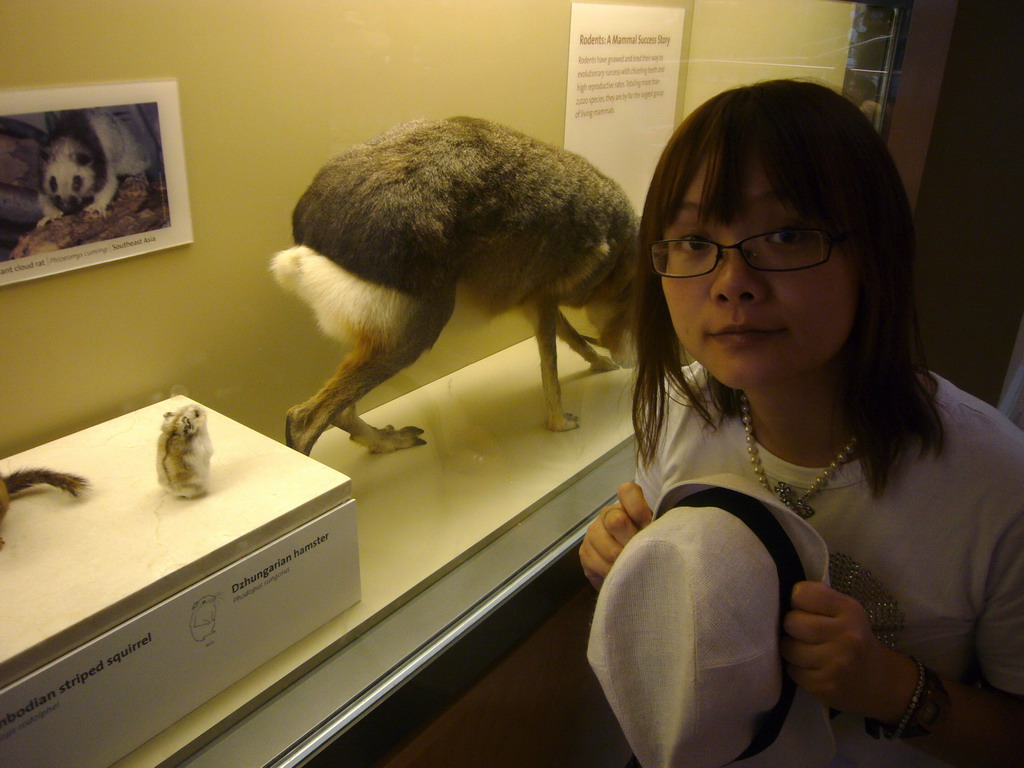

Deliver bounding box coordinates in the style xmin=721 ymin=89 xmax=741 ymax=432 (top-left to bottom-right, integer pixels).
xmin=579 ymin=482 xmax=653 ymax=590
xmin=780 ymin=581 xmax=919 ymax=722
xmin=783 ymin=581 xmax=1024 ymax=766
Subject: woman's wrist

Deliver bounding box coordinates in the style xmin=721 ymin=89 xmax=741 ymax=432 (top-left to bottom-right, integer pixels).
xmin=864 ymin=652 xmax=952 ymax=740
xmin=865 ymin=656 xmax=927 ymax=739
xmin=868 ymin=649 xmax=923 ymax=725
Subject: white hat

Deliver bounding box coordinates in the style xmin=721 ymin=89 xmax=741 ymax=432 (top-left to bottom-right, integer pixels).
xmin=588 ymin=474 xmax=835 ymax=768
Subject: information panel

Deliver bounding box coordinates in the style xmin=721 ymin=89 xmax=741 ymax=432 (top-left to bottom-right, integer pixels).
xmin=564 ymin=3 xmax=686 ymax=211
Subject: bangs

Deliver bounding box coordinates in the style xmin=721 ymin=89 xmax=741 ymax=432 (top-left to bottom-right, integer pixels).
xmin=694 ymin=89 xmax=836 ymax=229
xmin=649 ymin=82 xmax=859 ymax=237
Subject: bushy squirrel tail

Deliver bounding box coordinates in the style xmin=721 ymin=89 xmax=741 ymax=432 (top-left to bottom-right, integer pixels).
xmin=3 ymin=469 xmax=90 ymax=497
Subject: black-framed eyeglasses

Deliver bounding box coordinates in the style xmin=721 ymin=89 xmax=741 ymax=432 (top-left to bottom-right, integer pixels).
xmin=651 ymin=228 xmax=849 ymax=278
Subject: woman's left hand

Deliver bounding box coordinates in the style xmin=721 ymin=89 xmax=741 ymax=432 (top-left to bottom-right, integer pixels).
xmin=780 ymin=580 xmax=919 ymax=723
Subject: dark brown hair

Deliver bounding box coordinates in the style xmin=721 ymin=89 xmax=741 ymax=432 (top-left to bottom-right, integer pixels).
xmin=633 ymin=79 xmax=942 ymax=493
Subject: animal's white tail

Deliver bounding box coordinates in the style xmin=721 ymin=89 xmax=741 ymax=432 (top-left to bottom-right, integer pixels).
xmin=271 ymin=245 xmax=417 ymax=346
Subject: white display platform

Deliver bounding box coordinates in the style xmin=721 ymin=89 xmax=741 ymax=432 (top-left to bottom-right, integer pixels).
xmin=113 ymin=338 xmax=634 ymax=767
xmin=0 ymin=397 xmax=354 ymax=689
xmin=0 ymin=501 xmax=359 ymax=768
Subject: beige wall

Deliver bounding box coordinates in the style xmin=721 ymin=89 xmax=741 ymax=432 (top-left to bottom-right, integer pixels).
xmin=684 ymin=0 xmax=852 ymax=113
xmin=1 ymin=0 xmax=857 ymax=458
xmin=1 ymin=0 xmax=583 ymax=457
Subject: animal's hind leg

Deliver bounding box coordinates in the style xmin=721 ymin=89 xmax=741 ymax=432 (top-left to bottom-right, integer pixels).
xmin=528 ymin=302 xmax=578 ymax=432
xmin=285 ymin=343 xmax=422 ymax=455
xmin=556 ymin=311 xmax=618 ymax=372
xmin=331 ymin=404 xmax=426 ymax=454
xmin=285 ymin=280 xmax=456 ymax=455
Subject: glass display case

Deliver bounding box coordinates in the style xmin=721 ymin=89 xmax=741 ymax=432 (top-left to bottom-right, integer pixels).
xmin=0 ymin=1 xmax=963 ymax=766
xmin=677 ymin=0 xmax=909 ymax=134
xmin=843 ymin=2 xmax=909 ymax=133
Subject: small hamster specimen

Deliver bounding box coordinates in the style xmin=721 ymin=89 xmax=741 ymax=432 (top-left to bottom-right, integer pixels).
xmin=157 ymin=405 xmax=213 ymax=498
xmin=38 ymin=108 xmax=151 ymax=225
xmin=0 ymin=468 xmax=90 ymax=549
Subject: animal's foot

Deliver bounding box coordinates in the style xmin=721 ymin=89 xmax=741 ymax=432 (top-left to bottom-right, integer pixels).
xmin=353 ymin=424 xmax=427 ymax=454
xmin=546 ymin=412 xmax=579 ymax=432
xmin=285 ymin=409 xmax=321 ymax=456
xmin=589 ymin=354 xmax=619 ymax=373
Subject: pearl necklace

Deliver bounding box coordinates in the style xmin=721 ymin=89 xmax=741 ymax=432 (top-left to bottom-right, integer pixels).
xmin=739 ymin=393 xmax=856 ymax=519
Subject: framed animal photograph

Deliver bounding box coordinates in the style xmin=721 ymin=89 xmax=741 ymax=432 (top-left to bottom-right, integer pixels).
xmin=0 ymin=80 xmax=191 ymax=286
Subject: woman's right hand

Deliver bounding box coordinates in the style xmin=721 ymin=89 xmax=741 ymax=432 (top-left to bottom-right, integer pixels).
xmin=579 ymin=481 xmax=653 ymax=590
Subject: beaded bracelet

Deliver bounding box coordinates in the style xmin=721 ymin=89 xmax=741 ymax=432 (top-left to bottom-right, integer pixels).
xmin=886 ymin=655 xmax=927 ymax=740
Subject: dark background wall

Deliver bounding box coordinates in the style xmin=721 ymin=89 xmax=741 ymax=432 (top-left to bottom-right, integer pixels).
xmin=913 ymin=0 xmax=1024 ymax=405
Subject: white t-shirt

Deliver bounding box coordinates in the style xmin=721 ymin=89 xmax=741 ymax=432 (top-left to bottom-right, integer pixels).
xmin=631 ymin=366 xmax=1024 ymax=767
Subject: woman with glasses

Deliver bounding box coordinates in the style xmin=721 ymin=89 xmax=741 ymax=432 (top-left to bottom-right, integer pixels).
xmin=580 ymin=79 xmax=1024 ymax=766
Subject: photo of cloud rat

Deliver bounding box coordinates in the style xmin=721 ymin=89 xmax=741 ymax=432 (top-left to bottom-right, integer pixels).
xmin=0 ymin=468 xmax=89 ymax=549
xmin=157 ymin=404 xmax=213 ymax=498
xmin=37 ymin=108 xmax=151 ymax=225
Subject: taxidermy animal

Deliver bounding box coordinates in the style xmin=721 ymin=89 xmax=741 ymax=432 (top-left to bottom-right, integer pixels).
xmin=157 ymin=404 xmax=213 ymax=498
xmin=38 ymin=108 xmax=151 ymax=225
xmin=0 ymin=468 xmax=89 ymax=550
xmin=272 ymin=116 xmax=637 ymax=456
